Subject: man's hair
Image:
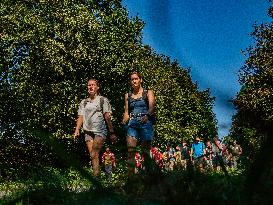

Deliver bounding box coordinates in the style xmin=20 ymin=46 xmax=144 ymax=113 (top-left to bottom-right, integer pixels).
xmin=87 ymin=78 xmax=100 ymax=87
xmin=213 ymin=137 xmax=219 ymax=142
xmin=87 ymin=78 xmax=100 ymax=94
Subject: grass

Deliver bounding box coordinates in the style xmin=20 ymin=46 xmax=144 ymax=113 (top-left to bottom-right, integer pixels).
xmin=0 ymin=165 xmax=251 ymax=205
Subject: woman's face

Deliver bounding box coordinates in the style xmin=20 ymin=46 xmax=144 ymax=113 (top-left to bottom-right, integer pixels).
xmin=130 ymin=73 xmax=142 ymax=89
xmin=87 ymin=80 xmax=99 ymax=95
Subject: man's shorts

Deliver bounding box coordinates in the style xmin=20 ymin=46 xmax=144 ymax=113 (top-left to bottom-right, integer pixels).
xmin=84 ymin=130 xmax=106 ymax=141
xmin=212 ymin=155 xmax=222 ymax=167
xmin=127 ymin=117 xmax=154 ymax=141
xmin=194 ymin=157 xmax=204 ymax=167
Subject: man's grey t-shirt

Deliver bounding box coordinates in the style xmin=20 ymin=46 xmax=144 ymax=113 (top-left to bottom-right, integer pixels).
xmin=78 ymin=96 xmax=111 ymax=137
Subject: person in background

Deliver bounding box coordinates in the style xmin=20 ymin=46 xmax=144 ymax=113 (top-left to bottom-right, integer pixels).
xmin=102 ymin=147 xmax=116 ymax=182
xmin=178 ymin=140 xmax=190 ymax=170
xmin=134 ymin=151 xmax=144 ymax=174
xmin=190 ymin=136 xmax=206 ymax=171
xmin=212 ymin=137 xmax=223 ymax=171
xmin=231 ymin=140 xmax=243 ymax=168
xmin=164 ymin=143 xmax=176 ymax=171
xmin=205 ymin=140 xmax=214 ymax=170
xmin=175 ymin=145 xmax=182 ymax=169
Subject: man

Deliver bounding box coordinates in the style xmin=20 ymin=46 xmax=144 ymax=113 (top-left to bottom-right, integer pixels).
xmin=212 ymin=137 xmax=223 ymax=171
xmin=102 ymin=147 xmax=116 ymax=182
xmin=165 ymin=143 xmax=176 ymax=171
xmin=178 ymin=140 xmax=190 ymax=170
xmin=231 ymin=140 xmax=242 ymax=168
xmin=191 ymin=136 xmax=206 ymax=171
xmin=74 ymin=78 xmax=117 ymax=177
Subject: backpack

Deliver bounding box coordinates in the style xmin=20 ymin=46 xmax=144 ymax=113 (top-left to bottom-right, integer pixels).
xmin=128 ymin=89 xmax=156 ymax=125
xmin=83 ymin=96 xmax=105 ymax=111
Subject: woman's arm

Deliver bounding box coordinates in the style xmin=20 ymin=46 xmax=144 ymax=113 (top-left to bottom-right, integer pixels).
xmin=147 ymin=89 xmax=155 ymax=115
xmin=122 ymin=93 xmax=130 ymax=124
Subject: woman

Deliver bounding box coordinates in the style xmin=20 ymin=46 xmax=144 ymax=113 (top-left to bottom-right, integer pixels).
xmin=74 ymin=78 xmax=117 ymax=177
xmin=122 ymin=71 xmax=155 ymax=175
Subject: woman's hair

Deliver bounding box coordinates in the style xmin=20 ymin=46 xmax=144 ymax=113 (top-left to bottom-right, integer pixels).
xmin=130 ymin=70 xmax=143 ymax=80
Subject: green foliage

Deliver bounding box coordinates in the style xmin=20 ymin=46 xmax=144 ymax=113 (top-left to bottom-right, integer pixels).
xmin=0 ymin=168 xmax=252 ymax=205
xmin=235 ymin=4 xmax=273 ymax=124
xmin=0 ymin=0 xmax=216 ymax=175
xmin=230 ymin=2 xmax=273 ymax=149
xmin=229 ymin=2 xmax=273 ymax=204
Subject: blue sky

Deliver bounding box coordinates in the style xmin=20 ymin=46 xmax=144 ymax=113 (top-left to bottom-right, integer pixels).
xmin=122 ymin=0 xmax=271 ymax=138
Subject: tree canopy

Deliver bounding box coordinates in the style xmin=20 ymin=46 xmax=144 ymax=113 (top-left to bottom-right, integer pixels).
xmin=230 ymin=2 xmax=273 ymax=148
xmin=0 ymin=0 xmax=217 ymax=170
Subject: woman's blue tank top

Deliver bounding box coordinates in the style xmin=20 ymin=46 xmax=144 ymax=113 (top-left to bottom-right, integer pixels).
xmin=128 ymin=91 xmax=148 ymax=115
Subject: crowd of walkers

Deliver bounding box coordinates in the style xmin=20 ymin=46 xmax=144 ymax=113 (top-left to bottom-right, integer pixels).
xmin=133 ymin=136 xmax=243 ymax=173
xmin=73 ymin=70 xmax=243 ymax=181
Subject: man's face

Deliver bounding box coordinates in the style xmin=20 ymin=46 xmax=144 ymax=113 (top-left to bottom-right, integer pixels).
xmin=87 ymin=80 xmax=99 ymax=95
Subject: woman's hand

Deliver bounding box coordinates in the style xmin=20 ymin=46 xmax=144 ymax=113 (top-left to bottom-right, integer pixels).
xmin=122 ymin=117 xmax=129 ymax=125
xmin=141 ymin=115 xmax=149 ymax=123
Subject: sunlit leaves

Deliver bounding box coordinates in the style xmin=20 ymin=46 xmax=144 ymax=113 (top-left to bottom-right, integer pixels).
xmin=0 ymin=0 xmax=217 ymax=166
xmin=230 ymin=3 xmax=273 ymax=154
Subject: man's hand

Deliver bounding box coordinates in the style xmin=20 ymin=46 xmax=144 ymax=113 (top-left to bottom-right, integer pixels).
xmin=73 ymin=130 xmax=80 ymax=140
xmin=110 ymin=133 xmax=117 ymax=143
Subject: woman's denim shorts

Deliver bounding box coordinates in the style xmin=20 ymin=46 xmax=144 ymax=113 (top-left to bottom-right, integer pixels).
xmin=127 ymin=117 xmax=154 ymax=141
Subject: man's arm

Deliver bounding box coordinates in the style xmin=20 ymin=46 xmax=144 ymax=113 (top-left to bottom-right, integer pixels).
xmin=112 ymin=153 xmax=116 ymax=167
xmin=190 ymin=147 xmax=194 ymax=161
xmin=104 ymin=112 xmax=117 ymax=143
xmin=203 ymin=143 xmax=206 ymax=155
xmin=73 ymin=115 xmax=83 ymax=139
xmin=101 ymin=153 xmax=105 ymax=163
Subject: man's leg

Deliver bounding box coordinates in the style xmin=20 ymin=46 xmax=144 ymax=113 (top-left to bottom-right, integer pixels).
xmin=105 ymin=165 xmax=112 ymax=182
xmin=86 ymin=139 xmax=94 ymax=165
xmin=91 ymin=136 xmax=104 ymax=176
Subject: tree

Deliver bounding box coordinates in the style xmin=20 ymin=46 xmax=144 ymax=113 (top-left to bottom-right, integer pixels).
xmin=0 ymin=0 xmax=217 ymax=171
xmin=230 ymin=2 xmax=273 ymax=203
xmin=231 ymin=2 xmax=273 ymax=146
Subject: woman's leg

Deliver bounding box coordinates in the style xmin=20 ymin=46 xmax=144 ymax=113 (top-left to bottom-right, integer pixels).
xmin=127 ymin=136 xmax=137 ymax=177
xmin=141 ymin=140 xmax=152 ymax=171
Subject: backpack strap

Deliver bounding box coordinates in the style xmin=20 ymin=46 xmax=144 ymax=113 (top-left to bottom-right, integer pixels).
xmin=83 ymin=96 xmax=104 ymax=112
xmin=100 ymin=96 xmax=104 ymax=112
xmin=142 ymin=89 xmax=149 ymax=107
xmin=128 ymin=91 xmax=132 ymax=98
xmin=83 ymin=98 xmax=88 ymax=108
